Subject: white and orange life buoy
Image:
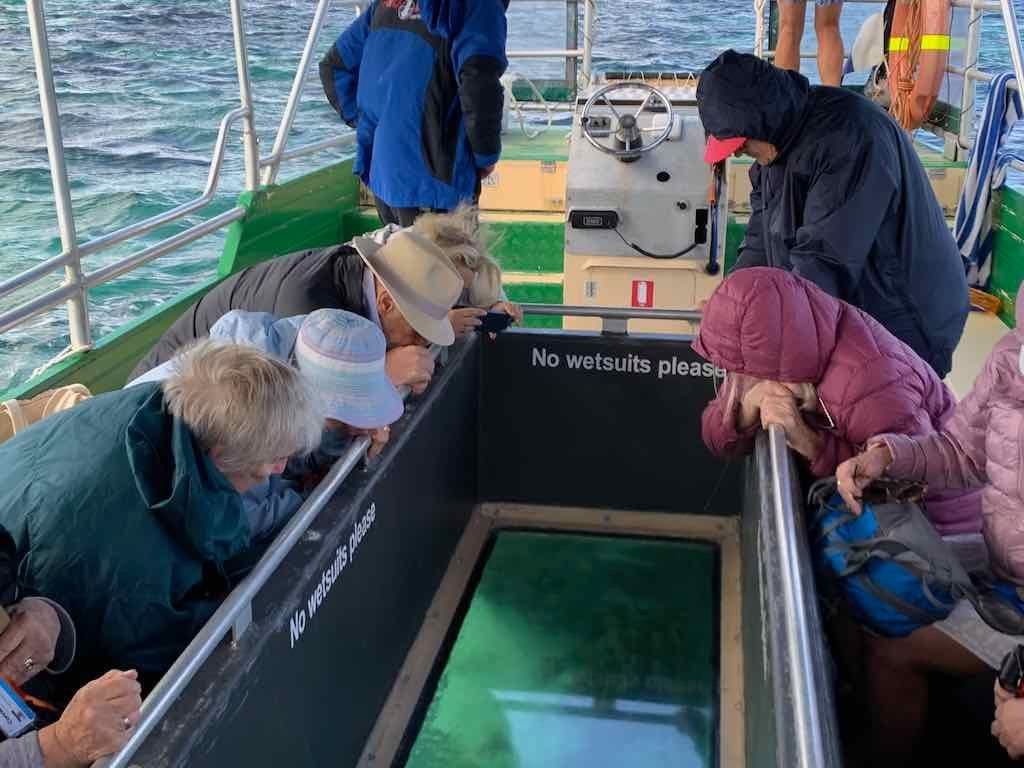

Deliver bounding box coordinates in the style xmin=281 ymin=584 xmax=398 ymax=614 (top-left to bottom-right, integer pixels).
xmin=887 ymin=0 xmax=952 ymax=131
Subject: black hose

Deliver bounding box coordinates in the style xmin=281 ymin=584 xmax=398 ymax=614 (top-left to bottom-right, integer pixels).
xmin=615 ymin=228 xmax=697 ymax=260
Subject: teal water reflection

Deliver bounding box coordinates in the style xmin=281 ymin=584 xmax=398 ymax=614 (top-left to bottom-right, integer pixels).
xmin=404 ymin=532 xmax=719 ymax=768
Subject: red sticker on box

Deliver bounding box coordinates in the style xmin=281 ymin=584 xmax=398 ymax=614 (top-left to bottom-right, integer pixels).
xmin=631 ymin=280 xmax=654 ymax=308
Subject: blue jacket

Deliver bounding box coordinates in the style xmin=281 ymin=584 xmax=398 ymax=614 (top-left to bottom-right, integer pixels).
xmin=320 ymin=0 xmax=508 ymax=209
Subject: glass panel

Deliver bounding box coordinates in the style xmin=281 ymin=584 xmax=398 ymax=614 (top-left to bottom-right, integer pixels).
xmin=404 ymin=531 xmax=719 ymax=768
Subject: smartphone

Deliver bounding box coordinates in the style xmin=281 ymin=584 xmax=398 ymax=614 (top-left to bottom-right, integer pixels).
xmin=475 ymin=311 xmax=513 ymax=335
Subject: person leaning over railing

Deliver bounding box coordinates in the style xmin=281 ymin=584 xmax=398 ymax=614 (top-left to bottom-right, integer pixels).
xmin=129 ymin=309 xmax=404 ymax=533
xmin=412 ymin=205 xmax=522 ymax=336
xmin=0 ymin=342 xmax=323 ymax=697
xmin=835 ymin=281 xmax=1024 ymax=764
xmin=0 ymin=526 xmax=142 ymax=768
xmin=693 ymin=267 xmax=982 ymax=535
xmin=129 ymin=220 xmax=483 ymax=391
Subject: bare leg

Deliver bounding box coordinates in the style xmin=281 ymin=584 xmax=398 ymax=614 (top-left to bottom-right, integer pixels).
xmin=864 ymin=626 xmax=988 ymax=766
xmin=775 ymin=1 xmax=807 ymax=73
xmin=815 ymin=3 xmax=845 ymax=86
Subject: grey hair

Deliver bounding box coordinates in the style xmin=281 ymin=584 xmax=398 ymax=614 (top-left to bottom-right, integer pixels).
xmin=162 ymin=340 xmax=323 ymax=474
xmin=412 ymin=203 xmax=504 ymax=307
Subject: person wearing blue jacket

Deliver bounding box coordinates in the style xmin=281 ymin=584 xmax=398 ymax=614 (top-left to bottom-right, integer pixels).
xmin=320 ymin=0 xmax=509 ymax=227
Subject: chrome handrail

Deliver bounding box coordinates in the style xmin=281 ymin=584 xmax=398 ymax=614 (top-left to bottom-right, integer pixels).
xmin=758 ymin=425 xmax=842 ymax=768
xmin=522 ymin=303 xmax=701 ymax=322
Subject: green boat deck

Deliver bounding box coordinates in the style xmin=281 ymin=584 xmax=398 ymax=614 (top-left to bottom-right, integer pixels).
xmin=404 ymin=531 xmax=719 ymax=768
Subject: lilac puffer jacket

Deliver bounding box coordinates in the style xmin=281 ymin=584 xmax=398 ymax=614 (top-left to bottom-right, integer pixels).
xmin=876 ymin=284 xmax=1024 ymax=582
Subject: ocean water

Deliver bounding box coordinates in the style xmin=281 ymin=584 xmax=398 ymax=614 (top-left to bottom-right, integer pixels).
xmin=0 ymin=0 xmax=1022 ymax=389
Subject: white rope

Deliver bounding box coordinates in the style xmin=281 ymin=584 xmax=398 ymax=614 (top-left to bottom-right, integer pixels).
xmin=502 ymin=73 xmax=554 ymax=140
xmin=31 ymin=343 xmax=91 ymax=380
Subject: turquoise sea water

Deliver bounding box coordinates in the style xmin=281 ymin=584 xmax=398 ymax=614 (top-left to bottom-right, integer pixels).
xmin=0 ymin=0 xmax=1022 ymax=389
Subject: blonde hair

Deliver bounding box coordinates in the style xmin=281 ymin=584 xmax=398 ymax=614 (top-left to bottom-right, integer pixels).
xmin=413 ymin=203 xmax=503 ymax=308
xmin=162 ymin=340 xmax=323 ymax=474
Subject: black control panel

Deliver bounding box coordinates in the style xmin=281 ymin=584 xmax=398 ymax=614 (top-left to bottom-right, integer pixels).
xmin=568 ymin=209 xmax=620 ymax=230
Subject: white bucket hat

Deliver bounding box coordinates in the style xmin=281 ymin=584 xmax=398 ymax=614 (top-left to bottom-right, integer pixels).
xmin=294 ymin=309 xmax=403 ymax=429
xmin=352 ymin=230 xmax=463 ymax=346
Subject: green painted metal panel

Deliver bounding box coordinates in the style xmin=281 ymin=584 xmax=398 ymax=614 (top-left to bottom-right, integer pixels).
xmin=490 ymin=221 xmax=565 ymax=273
xmin=499 ymin=129 xmax=571 ymax=162
xmin=405 ymin=531 xmax=718 ymax=768
xmin=990 ymin=187 xmax=1024 ymax=327
xmin=0 ymin=279 xmax=219 ymax=401
xmin=219 ymin=161 xmax=360 ymax=276
xmin=725 ymin=216 xmax=746 ymax=274
xmin=510 ymin=83 xmax=574 ymax=104
xmin=505 ymin=282 xmax=564 ymax=329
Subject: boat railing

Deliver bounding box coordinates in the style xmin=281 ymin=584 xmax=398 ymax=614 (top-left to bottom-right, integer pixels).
xmin=521 ymin=303 xmax=702 ymax=333
xmin=758 ymin=425 xmax=843 ymax=768
xmin=757 ymin=0 xmax=1024 ymax=169
xmin=3 ymin=0 xmax=597 ymax=377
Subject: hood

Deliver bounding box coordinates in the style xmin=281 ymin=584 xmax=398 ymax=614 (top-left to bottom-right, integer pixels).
xmin=125 ymin=386 xmax=251 ymax=567
xmin=692 ymin=268 xmax=842 ymax=382
xmin=696 ymin=50 xmax=811 ymax=153
xmin=419 ymin=0 xmax=509 ymax=38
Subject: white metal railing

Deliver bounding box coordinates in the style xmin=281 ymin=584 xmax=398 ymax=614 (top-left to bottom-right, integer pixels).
xmin=4 ymin=0 xmax=594 ymax=369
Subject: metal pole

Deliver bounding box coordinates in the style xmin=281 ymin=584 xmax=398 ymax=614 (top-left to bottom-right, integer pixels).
xmin=999 ymin=0 xmax=1024 ymax=95
xmin=581 ymin=0 xmax=594 ymax=86
xmin=958 ymin=0 xmax=984 ymax=155
xmin=25 ymin=0 xmax=91 ymax=349
xmin=229 ymin=0 xmax=260 ymax=191
xmin=261 ymin=0 xmax=333 ymax=186
xmin=565 ymin=0 xmax=579 ymax=88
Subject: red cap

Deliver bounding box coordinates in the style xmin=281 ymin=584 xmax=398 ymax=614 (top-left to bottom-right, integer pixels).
xmin=704 ymin=136 xmax=747 ymax=164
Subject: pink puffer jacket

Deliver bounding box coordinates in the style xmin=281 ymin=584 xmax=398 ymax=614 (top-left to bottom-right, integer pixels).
xmin=877 ymin=283 xmax=1024 ymax=581
xmin=694 ymin=267 xmax=982 ymax=534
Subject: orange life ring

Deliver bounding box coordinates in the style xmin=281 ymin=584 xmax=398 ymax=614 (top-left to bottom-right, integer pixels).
xmin=886 ymin=0 xmax=951 ymax=130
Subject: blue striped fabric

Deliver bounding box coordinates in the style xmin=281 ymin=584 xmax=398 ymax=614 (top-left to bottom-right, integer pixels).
xmin=955 ymin=72 xmax=1024 ymax=288
xmin=294 ymin=310 xmax=404 ymax=429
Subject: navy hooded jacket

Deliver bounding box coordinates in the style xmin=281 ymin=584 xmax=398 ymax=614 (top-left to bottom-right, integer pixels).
xmin=697 ymin=51 xmax=968 ymax=377
xmin=320 ymin=0 xmax=508 ymax=210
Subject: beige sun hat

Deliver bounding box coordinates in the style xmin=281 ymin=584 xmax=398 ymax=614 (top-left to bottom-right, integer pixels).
xmin=352 ymin=230 xmax=463 ymax=346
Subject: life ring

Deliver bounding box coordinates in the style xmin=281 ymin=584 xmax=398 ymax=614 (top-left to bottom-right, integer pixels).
xmin=886 ymin=0 xmax=951 ymax=130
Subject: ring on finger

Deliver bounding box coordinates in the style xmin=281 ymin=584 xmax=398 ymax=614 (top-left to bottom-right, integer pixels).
xmin=122 ymin=716 xmax=132 ymax=731
xmin=23 ymin=657 xmax=35 ymax=672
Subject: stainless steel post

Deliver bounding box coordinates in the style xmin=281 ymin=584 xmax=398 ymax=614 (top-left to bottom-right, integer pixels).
xmin=26 ymin=0 xmax=91 ymax=349
xmin=958 ymin=0 xmax=984 ymax=154
xmin=582 ymin=0 xmax=594 ymax=86
xmin=1000 ymin=0 xmax=1024 ymax=94
xmin=261 ymin=0 xmax=333 ymax=186
xmin=566 ymin=0 xmax=579 ymax=88
xmin=229 ymin=0 xmax=260 ymax=191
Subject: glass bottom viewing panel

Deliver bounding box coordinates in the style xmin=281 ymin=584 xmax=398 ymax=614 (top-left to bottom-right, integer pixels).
xmin=403 ymin=531 xmax=720 ymax=768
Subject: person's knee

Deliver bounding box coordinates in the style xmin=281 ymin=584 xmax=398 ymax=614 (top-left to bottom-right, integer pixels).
xmin=777 ymin=2 xmax=806 ymax=36
xmin=865 ymin=631 xmax=921 ymax=673
xmin=814 ymin=6 xmax=842 ymax=34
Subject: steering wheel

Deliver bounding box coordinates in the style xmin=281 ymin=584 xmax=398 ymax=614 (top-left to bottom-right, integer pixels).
xmin=580 ymin=82 xmax=675 ymax=160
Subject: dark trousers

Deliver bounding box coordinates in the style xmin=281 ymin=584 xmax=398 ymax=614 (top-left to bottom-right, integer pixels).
xmin=373 ymin=177 xmax=484 ymax=228
xmin=374 ymin=198 xmax=445 ymax=228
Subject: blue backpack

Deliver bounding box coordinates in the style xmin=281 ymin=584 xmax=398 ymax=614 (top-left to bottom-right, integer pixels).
xmin=809 ymin=479 xmax=973 ymax=637
xmin=810 ymin=479 xmax=1024 ymax=638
